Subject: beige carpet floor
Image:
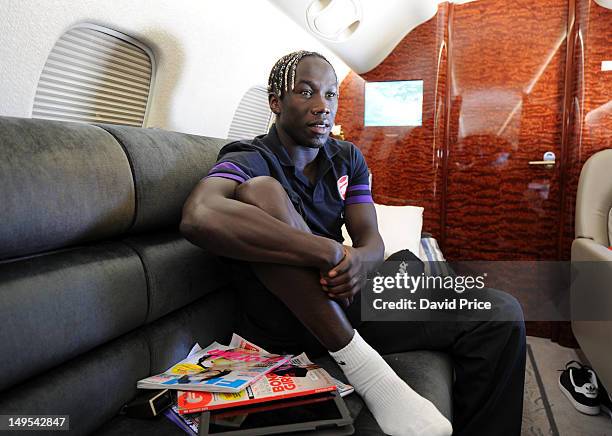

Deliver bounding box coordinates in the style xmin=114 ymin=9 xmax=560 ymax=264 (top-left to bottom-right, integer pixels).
xmin=522 ymin=336 xmax=612 ymax=436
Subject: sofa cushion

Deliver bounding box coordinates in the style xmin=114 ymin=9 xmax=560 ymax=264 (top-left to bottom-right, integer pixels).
xmin=0 ymin=289 xmax=239 ymax=436
xmin=0 ymin=117 xmax=135 ymax=260
xmin=93 ymin=291 xmax=241 ymax=436
xmin=342 ymin=204 xmax=424 ymax=259
xmin=0 ymin=331 xmax=150 ymax=436
xmin=575 ymin=149 xmax=612 ymax=246
xmin=96 ymin=125 xmax=227 ymax=233
xmin=143 ymin=289 xmax=238 ymax=375
xmin=0 ymin=244 xmax=147 ymax=392
xmin=123 ymin=232 xmax=232 ymax=323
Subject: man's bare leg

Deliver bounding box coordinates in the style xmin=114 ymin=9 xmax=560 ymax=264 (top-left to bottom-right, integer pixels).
xmin=235 ymin=176 xmax=353 ymax=351
xmin=234 ymin=177 xmax=452 ymax=436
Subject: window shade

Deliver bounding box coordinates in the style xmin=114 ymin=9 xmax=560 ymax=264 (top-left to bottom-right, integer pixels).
xmin=33 ymin=25 xmax=154 ymax=126
xmin=227 ymin=86 xmax=274 ymax=140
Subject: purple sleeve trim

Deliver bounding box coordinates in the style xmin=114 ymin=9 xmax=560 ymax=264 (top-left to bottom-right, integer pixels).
xmin=345 ymin=195 xmax=373 ymax=204
xmin=212 ymin=162 xmax=244 ymax=173
xmin=205 ymin=173 xmax=246 ymax=184
xmin=347 ymin=184 xmax=370 ymax=192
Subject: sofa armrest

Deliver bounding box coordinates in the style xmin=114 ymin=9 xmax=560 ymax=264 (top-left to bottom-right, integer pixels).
xmin=571 ymin=238 xmax=612 ymax=262
xmin=571 ymin=238 xmax=612 ymax=322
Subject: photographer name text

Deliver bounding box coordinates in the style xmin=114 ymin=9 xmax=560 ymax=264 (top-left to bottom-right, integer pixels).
xmin=373 ymin=298 xmax=492 ymax=310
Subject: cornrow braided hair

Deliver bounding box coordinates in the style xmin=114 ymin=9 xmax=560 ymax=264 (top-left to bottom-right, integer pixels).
xmin=267 ymin=50 xmax=336 ymax=99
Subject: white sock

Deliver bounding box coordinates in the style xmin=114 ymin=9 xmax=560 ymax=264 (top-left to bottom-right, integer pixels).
xmin=330 ymin=330 xmax=452 ymax=436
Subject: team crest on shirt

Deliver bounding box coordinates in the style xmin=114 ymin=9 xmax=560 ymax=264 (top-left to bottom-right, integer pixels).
xmin=337 ymin=175 xmax=349 ymax=200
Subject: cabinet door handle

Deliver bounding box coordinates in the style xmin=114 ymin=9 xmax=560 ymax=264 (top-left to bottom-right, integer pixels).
xmin=529 ymin=160 xmax=556 ymax=165
xmin=528 ymin=160 xmax=556 ymax=168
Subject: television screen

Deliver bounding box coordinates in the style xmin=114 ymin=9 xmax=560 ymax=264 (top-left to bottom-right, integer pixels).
xmin=364 ymin=80 xmax=423 ymax=127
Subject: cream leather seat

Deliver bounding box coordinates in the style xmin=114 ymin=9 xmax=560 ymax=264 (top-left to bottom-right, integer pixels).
xmin=571 ymin=148 xmax=612 ymax=390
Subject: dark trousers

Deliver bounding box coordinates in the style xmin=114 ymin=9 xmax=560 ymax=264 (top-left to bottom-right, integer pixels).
xmin=232 ymin=256 xmax=526 ymax=436
xmin=348 ymin=292 xmax=526 ymax=436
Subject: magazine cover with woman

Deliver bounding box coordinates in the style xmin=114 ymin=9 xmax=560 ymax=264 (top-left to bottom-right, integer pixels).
xmin=137 ymin=334 xmax=290 ymax=393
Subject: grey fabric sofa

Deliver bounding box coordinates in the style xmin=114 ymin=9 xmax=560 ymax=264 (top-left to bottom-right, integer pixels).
xmin=0 ymin=116 xmax=452 ymax=435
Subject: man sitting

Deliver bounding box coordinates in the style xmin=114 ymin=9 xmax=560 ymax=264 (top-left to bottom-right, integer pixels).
xmin=180 ymin=50 xmax=526 ymax=436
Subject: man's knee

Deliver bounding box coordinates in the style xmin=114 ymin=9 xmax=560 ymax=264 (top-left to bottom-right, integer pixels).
xmin=485 ymin=288 xmax=525 ymax=323
xmin=235 ymin=176 xmax=286 ymax=205
xmin=486 ymin=289 xmax=527 ymax=348
xmin=235 ymin=176 xmax=307 ymax=230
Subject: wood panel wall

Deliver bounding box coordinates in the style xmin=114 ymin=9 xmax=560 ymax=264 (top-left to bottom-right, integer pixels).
xmin=335 ymin=0 xmax=612 ymax=341
xmin=561 ymin=0 xmax=612 ymax=259
xmin=445 ymin=0 xmax=568 ymax=261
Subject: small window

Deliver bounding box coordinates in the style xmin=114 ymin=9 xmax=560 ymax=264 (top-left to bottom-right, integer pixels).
xmin=32 ymin=23 xmax=155 ymax=126
xmin=227 ymin=86 xmax=274 ymax=140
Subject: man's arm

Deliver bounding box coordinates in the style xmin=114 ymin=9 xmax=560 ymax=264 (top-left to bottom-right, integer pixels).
xmin=343 ymin=202 xmax=385 ymax=267
xmin=180 ymin=177 xmax=343 ymax=270
xmin=320 ymin=202 xmax=385 ymax=300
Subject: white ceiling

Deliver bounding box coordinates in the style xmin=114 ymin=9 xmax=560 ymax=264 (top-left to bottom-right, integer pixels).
xmin=594 ymin=0 xmax=612 ymax=8
xmin=268 ymin=0 xmax=478 ymax=74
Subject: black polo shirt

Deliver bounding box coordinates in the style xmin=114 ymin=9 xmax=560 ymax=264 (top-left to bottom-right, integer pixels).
xmin=206 ymin=124 xmax=373 ymax=242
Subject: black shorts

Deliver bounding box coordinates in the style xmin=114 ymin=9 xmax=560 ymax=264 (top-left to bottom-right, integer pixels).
xmin=225 ymin=249 xmax=424 ymax=356
xmin=225 ymin=258 xmax=327 ymax=356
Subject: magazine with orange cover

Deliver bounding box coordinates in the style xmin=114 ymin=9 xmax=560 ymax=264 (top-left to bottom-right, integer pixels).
xmin=176 ymin=353 xmax=352 ymax=414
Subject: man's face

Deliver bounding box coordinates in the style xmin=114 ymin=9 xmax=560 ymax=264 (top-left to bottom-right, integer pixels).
xmin=271 ymin=56 xmax=338 ymax=149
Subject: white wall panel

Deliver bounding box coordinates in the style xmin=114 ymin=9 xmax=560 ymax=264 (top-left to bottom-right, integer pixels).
xmin=0 ymin=0 xmax=350 ymax=137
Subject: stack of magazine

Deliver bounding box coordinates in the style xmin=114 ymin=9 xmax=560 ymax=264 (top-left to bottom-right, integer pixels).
xmin=136 ymin=333 xmax=354 ymax=435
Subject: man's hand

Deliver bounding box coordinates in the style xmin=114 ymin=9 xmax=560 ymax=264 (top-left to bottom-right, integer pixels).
xmin=320 ymin=246 xmax=366 ymax=306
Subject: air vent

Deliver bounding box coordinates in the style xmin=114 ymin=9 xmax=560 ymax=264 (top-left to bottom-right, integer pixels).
xmin=32 ymin=24 xmax=154 ymax=126
xmin=227 ymin=86 xmax=274 ymax=141
xmin=306 ymin=0 xmax=362 ymax=42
